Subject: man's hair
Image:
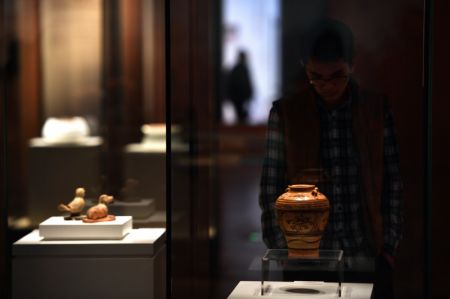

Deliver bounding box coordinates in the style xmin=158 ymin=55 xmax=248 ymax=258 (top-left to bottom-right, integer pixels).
xmin=300 ymin=18 xmax=355 ymax=64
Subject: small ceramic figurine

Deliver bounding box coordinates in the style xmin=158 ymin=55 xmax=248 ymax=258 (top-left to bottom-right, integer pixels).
xmin=58 ymin=187 xmax=86 ymax=220
xmin=83 ymin=194 xmax=115 ymax=223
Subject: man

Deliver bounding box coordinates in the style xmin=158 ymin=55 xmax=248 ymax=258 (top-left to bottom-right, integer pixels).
xmin=259 ymin=18 xmax=403 ymax=298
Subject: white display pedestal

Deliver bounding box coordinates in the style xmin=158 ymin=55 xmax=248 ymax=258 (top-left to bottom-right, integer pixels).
xmin=228 ymin=281 xmax=373 ymax=299
xmin=12 ymin=228 xmax=166 ymax=299
xmin=39 ymin=216 xmax=133 ymax=240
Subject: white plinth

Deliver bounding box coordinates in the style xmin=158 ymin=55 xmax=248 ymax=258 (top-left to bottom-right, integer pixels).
xmin=228 ymin=281 xmax=373 ymax=299
xmin=12 ymin=228 xmax=166 ymax=299
xmin=39 ymin=216 xmax=132 ymax=240
xmin=29 ymin=136 xmax=103 ymax=147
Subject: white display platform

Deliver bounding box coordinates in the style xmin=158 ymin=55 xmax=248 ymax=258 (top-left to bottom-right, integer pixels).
xmin=228 ymin=281 xmax=373 ymax=299
xmin=39 ymin=216 xmax=132 ymax=240
xmin=12 ymin=228 xmax=166 ymax=299
xmin=14 ymin=228 xmax=165 ymax=256
xmin=29 ymin=136 xmax=103 ymax=147
xmin=125 ymin=141 xmax=188 ymax=153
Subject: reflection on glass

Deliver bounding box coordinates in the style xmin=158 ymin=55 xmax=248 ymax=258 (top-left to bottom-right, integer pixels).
xmin=6 ymin=1 xmax=166 ymax=233
xmin=3 ymin=0 xmax=168 ymax=298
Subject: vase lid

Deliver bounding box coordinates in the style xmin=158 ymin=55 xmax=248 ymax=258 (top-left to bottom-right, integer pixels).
xmin=276 ymin=184 xmax=329 ymax=208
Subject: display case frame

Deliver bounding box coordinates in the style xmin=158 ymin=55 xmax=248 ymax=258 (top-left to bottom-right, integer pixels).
xmin=261 ymin=249 xmax=344 ymax=296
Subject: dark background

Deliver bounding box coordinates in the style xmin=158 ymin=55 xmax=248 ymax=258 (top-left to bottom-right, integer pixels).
xmin=1 ymin=0 xmax=449 ymax=298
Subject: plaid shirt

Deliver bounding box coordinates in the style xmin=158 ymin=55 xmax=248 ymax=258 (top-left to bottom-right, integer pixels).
xmin=259 ymin=90 xmax=403 ymax=257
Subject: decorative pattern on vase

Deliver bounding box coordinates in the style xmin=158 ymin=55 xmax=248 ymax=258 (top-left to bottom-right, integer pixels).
xmin=275 ymin=184 xmax=330 ymax=257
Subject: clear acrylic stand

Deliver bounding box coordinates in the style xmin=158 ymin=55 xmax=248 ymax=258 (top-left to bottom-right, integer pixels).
xmin=261 ymin=249 xmax=344 ymax=297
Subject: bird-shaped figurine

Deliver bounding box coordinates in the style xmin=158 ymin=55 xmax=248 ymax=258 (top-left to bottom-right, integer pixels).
xmin=83 ymin=194 xmax=115 ymax=223
xmin=58 ymin=187 xmax=86 ymax=220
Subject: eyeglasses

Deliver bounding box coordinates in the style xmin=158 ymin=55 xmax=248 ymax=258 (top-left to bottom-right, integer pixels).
xmin=308 ymin=75 xmax=349 ymax=87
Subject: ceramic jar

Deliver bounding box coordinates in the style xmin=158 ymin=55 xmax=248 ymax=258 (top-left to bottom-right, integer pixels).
xmin=275 ymin=184 xmax=330 ymax=257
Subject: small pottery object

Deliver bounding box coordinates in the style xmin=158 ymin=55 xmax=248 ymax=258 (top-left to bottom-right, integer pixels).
xmin=58 ymin=187 xmax=86 ymax=220
xmin=275 ymin=184 xmax=329 ymax=257
xmin=83 ymin=194 xmax=115 ymax=223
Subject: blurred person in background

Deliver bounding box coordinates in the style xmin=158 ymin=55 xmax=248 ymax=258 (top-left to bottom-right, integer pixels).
xmin=226 ymin=50 xmax=254 ymax=124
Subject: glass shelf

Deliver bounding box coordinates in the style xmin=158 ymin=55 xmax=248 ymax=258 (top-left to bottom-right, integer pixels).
xmin=261 ymin=249 xmax=344 ymax=297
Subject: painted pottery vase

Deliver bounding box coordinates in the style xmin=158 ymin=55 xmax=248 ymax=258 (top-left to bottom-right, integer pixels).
xmin=275 ymin=184 xmax=329 ymax=257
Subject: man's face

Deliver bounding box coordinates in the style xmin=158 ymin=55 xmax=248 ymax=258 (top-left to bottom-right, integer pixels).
xmin=305 ymin=58 xmax=353 ymax=104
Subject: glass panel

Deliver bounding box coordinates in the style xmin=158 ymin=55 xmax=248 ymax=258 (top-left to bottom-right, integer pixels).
xmin=1 ymin=0 xmax=438 ymax=298
xmin=4 ymin=0 xmax=166 ymax=236
xmin=261 ymin=249 xmax=344 ymax=296
xmin=169 ymin=0 xmax=428 ymax=298
xmin=3 ymin=0 xmax=167 ymax=296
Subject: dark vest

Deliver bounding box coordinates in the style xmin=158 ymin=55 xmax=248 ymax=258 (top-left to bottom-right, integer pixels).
xmin=275 ymin=82 xmax=385 ymax=254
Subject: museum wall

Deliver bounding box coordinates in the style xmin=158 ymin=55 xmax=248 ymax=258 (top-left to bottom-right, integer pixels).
xmin=431 ymin=0 xmax=450 ymax=297
xmin=142 ymin=0 xmax=165 ymax=124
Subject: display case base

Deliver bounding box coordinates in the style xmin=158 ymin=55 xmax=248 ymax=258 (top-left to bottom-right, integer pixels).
xmin=228 ymin=281 xmax=373 ymax=299
xmin=39 ymin=216 xmax=132 ymax=240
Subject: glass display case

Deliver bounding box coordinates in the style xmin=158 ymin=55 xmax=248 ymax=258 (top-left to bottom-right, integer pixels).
xmin=1 ymin=0 xmax=167 ymax=298
xmin=2 ymin=0 xmax=166 ymax=229
xmin=261 ymin=249 xmax=344 ymax=296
